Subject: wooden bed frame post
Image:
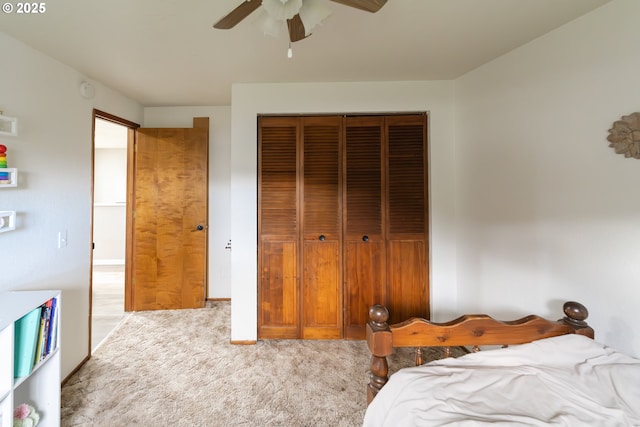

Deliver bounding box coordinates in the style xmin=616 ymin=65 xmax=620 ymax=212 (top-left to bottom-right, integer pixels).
xmin=560 ymin=301 xmax=594 ymax=338
xmin=366 ymin=304 xmax=393 ymax=404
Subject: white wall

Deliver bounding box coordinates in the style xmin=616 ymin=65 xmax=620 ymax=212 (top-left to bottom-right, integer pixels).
xmin=0 ymin=32 xmax=143 ymax=377
xmin=230 ymin=81 xmax=457 ymax=341
xmin=143 ymin=106 xmax=232 ymax=299
xmin=454 ymin=0 xmax=640 ymax=356
xmin=93 ymin=148 xmax=127 ymax=263
xmin=94 ymin=148 xmax=127 ymax=205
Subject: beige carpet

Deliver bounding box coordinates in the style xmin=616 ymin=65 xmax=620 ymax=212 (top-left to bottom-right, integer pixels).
xmin=61 ymin=302 xmax=455 ymax=427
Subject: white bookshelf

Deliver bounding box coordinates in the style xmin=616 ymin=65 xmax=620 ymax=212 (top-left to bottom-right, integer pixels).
xmin=0 ymin=290 xmax=61 ymax=427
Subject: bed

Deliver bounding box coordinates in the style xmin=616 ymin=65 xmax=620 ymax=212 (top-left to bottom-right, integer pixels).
xmin=364 ymin=301 xmax=640 ymax=426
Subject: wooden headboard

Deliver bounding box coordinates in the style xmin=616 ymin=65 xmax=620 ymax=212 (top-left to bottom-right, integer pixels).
xmin=366 ymin=301 xmax=594 ymax=404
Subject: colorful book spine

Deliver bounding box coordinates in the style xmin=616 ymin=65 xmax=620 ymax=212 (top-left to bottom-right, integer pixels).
xmin=13 ymin=307 xmax=42 ymax=378
xmin=33 ymin=313 xmax=45 ymax=365
xmin=45 ymin=297 xmax=58 ymax=355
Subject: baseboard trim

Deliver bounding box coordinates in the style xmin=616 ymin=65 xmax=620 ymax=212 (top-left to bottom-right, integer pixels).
xmin=207 ymin=297 xmax=231 ymax=302
xmin=62 ymin=354 xmax=90 ymax=385
xmin=230 ymin=340 xmax=257 ymax=345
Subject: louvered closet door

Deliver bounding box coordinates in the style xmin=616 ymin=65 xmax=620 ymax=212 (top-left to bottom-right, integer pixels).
xmin=258 ymin=117 xmax=299 ymax=339
xmin=258 ymin=114 xmax=429 ymax=339
xmin=301 ymin=116 xmax=343 ymax=339
xmin=343 ymin=116 xmax=386 ymax=339
xmin=386 ymin=114 xmax=429 ymax=324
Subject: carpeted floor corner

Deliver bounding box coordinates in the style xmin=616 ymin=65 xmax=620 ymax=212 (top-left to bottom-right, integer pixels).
xmin=61 ymin=302 xmax=452 ymax=426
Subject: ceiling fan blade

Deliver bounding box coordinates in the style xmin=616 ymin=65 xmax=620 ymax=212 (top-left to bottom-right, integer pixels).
xmin=329 ymin=0 xmax=387 ymax=13
xmin=287 ymin=14 xmax=308 ymax=42
xmin=213 ymin=0 xmax=262 ymax=29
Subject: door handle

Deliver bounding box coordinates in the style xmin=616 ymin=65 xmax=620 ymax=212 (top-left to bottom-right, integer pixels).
xmin=319 ymin=234 xmax=326 ymax=241
xmin=362 ymin=235 xmax=369 ymax=242
xmin=196 ymin=224 xmax=205 ymax=231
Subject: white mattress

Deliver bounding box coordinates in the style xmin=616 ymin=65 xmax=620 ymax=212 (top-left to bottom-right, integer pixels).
xmin=363 ymin=334 xmax=640 ymax=426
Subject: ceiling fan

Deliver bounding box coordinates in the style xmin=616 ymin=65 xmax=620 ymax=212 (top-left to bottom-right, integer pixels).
xmin=213 ymin=0 xmax=388 ymax=43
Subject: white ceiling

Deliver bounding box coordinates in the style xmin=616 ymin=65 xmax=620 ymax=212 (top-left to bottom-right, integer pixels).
xmin=0 ymin=0 xmax=610 ymax=106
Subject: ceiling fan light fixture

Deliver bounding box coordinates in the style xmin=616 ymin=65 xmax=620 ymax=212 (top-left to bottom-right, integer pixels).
xmin=213 ymin=0 xmax=387 ymax=41
xmin=288 ymin=43 xmax=293 ymax=59
xmin=262 ymin=0 xmax=303 ymax=21
xmin=256 ymin=11 xmax=284 ymax=37
xmin=298 ymin=0 xmax=332 ymax=36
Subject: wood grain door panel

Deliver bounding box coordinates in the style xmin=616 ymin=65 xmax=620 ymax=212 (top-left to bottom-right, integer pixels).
xmin=258 ymin=241 xmax=298 ymax=338
xmin=302 ymin=241 xmax=341 ymax=339
xmin=343 ymin=240 xmax=385 ymax=339
xmin=387 ymin=240 xmax=428 ymax=324
xmin=132 ymin=125 xmax=208 ymax=310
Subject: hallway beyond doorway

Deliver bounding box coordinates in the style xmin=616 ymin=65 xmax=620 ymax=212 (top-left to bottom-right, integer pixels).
xmin=92 ymin=264 xmax=127 ymax=351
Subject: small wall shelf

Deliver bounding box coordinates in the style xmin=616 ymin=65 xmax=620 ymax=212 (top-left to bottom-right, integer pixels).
xmin=0 ymin=169 xmax=17 ymax=187
xmin=0 ymin=116 xmax=17 ymax=137
xmin=0 ymin=211 xmax=15 ymax=233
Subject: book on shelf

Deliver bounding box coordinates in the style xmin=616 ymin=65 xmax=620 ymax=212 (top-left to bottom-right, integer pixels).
xmin=45 ymin=296 xmax=58 ymax=355
xmin=13 ymin=296 xmax=59 ymax=378
xmin=33 ymin=313 xmax=45 ymax=366
xmin=13 ymin=307 xmax=42 ymax=378
xmin=34 ymin=297 xmax=58 ymax=365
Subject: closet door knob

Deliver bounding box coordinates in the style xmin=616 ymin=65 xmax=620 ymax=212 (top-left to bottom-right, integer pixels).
xmin=319 ymin=234 xmax=326 ymax=241
xmin=362 ymin=235 xmax=369 ymax=242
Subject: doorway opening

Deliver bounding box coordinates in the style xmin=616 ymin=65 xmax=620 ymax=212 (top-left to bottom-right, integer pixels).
xmin=91 ymin=110 xmax=139 ymax=352
xmin=92 ymin=118 xmax=127 ymax=351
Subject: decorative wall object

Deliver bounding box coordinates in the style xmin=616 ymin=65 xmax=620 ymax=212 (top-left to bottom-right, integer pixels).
xmin=607 ymin=112 xmax=640 ymax=159
xmin=0 ymin=145 xmax=8 ymax=182
xmin=0 ymin=113 xmax=18 ymax=137
xmin=0 ymin=211 xmax=16 ymax=232
xmin=0 ymin=144 xmax=18 ymax=187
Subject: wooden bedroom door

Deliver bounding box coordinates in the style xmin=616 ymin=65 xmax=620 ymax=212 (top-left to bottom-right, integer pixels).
xmin=130 ymin=118 xmax=209 ymax=311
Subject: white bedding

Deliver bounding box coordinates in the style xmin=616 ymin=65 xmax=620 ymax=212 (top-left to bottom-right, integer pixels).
xmin=363 ymin=334 xmax=640 ymax=426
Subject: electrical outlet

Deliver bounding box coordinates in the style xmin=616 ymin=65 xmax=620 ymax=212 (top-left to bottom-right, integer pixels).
xmin=57 ymin=230 xmax=67 ymax=248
